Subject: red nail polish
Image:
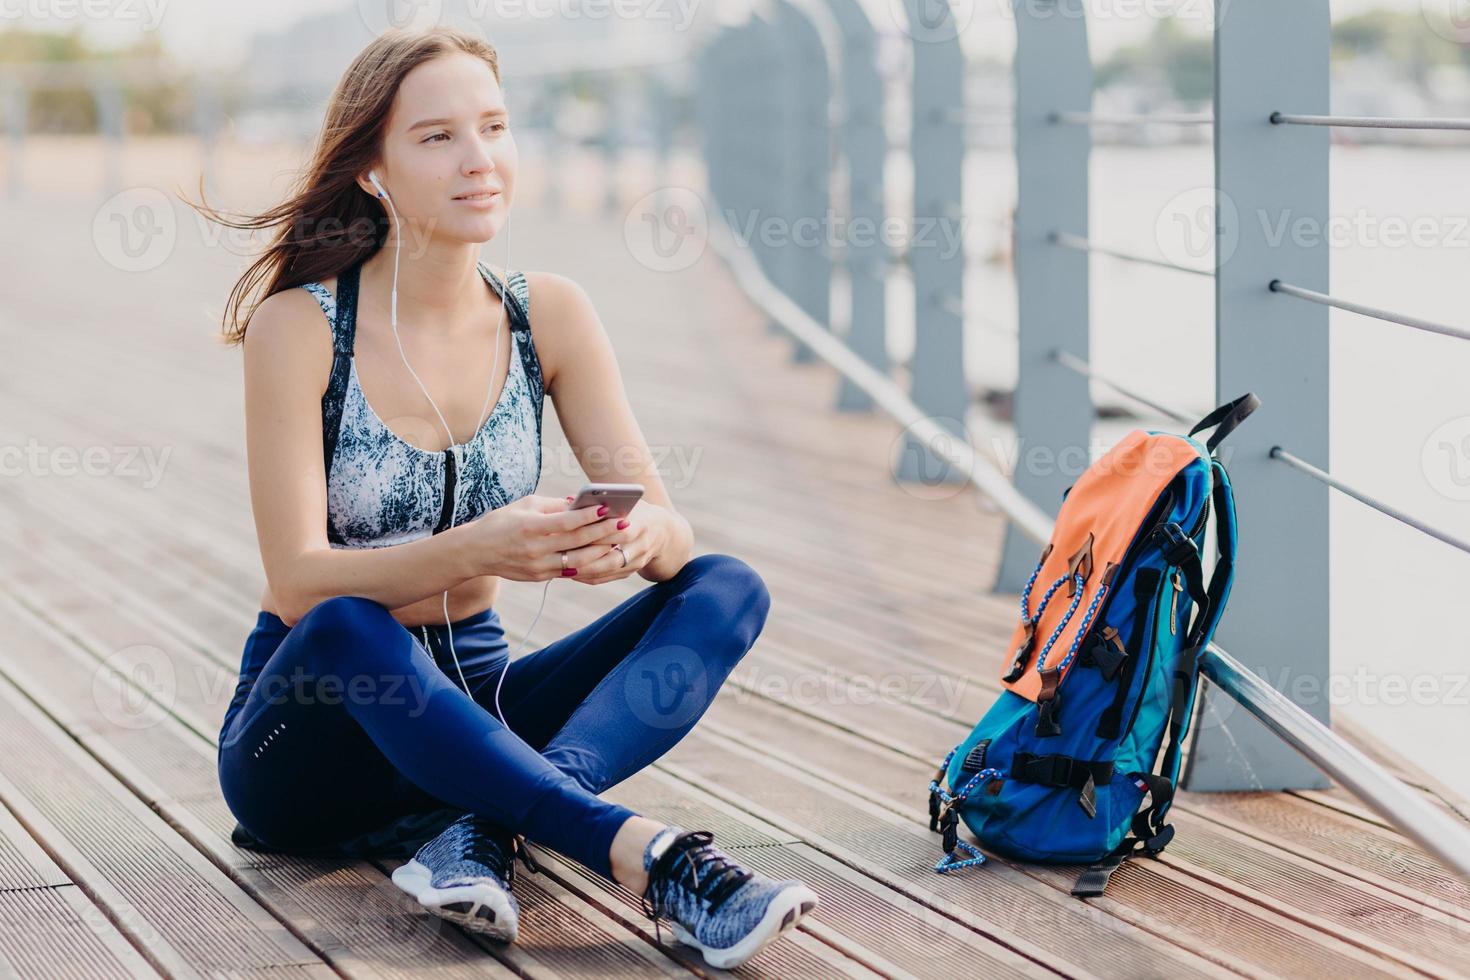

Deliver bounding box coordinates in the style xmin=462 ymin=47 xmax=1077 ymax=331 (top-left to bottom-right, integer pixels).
xmin=597 ymin=504 xmax=609 ymax=517
xmin=617 ymin=519 xmax=629 ymax=530
xmin=562 ymin=568 xmax=578 ymax=576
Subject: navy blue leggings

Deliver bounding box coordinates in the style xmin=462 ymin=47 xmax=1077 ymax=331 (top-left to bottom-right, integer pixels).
xmin=217 ymin=553 xmax=769 ymax=880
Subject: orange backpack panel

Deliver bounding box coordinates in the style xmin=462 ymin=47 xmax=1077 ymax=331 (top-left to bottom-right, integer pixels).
xmin=1001 ymin=430 xmax=1201 ymax=703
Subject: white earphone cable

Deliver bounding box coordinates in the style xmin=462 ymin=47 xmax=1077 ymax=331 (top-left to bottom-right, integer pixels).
xmin=372 ymin=171 xmax=552 ymax=724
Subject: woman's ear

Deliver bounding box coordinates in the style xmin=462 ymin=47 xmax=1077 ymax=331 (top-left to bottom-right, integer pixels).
xmin=358 ymin=170 xmax=383 ymax=200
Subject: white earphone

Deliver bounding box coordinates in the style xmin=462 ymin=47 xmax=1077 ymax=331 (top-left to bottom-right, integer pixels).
xmin=368 ymin=168 xmax=554 ymax=724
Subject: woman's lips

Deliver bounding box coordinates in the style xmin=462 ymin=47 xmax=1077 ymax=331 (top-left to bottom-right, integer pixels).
xmin=454 ymin=190 xmax=501 ymax=205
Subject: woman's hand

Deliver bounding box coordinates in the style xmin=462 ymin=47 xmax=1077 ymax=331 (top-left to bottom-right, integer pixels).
xmin=469 ymin=494 xmax=623 ymax=581
xmin=555 ymin=496 xmax=674 ymax=585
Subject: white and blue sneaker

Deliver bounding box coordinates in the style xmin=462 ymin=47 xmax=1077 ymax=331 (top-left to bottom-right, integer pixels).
xmin=391 ymin=812 xmax=541 ymax=942
xmin=640 ymin=825 xmax=819 ymax=970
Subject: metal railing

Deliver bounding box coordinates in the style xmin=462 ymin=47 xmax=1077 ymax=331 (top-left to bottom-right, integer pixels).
xmin=704 ymin=200 xmax=1470 ymax=884
xmin=695 ymin=0 xmax=1470 ymax=883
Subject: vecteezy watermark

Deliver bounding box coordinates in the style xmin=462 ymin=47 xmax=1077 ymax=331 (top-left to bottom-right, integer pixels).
xmin=988 ymin=433 xmax=1237 ymax=482
xmin=730 ymin=662 xmax=973 ymax=716
xmin=251 ymin=667 xmax=437 ymax=719
xmin=93 ymin=187 xmax=177 ymax=273
xmin=624 ymin=643 xmax=710 ymax=729
xmin=891 ymin=0 xmax=1223 ymax=45
xmin=1422 ymin=415 xmax=1470 ymax=502
xmin=0 ymin=438 xmax=172 ymax=488
xmin=1158 ymin=187 xmax=1470 ymax=270
xmin=724 ymin=207 xmax=967 ymax=262
xmin=1257 ymin=209 xmax=1470 ymax=251
xmin=0 ymin=0 xmax=169 ymax=31
xmin=623 ymin=187 xmax=709 ymax=274
xmin=540 ymin=441 xmax=704 ymax=491
xmin=192 ymin=211 xmax=425 ymax=260
xmin=1422 ymin=0 xmax=1470 ymax=44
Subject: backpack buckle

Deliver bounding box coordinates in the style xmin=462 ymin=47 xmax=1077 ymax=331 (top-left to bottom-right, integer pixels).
xmin=1154 ymin=523 xmax=1197 ymax=568
xmin=1143 ymin=823 xmax=1175 ymax=855
xmin=1003 ymin=621 xmax=1035 ymax=682
xmin=1034 ymin=669 xmax=1063 ymax=737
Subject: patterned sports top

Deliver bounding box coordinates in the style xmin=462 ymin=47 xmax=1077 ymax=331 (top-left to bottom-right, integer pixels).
xmin=301 ymin=259 xmax=544 ymax=549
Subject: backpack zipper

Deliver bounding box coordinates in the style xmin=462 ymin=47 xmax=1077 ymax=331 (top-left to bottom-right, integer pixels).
xmin=1118 ymin=580 xmax=1172 ymax=741
xmin=1169 ymin=570 xmax=1182 ymax=635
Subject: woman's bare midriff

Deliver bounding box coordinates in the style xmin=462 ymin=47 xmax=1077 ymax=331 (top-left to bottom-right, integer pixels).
xmin=259 ymin=574 xmax=502 ymax=627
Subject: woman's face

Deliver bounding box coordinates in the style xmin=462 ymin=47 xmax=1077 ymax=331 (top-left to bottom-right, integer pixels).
xmin=371 ymin=51 xmax=516 ymax=246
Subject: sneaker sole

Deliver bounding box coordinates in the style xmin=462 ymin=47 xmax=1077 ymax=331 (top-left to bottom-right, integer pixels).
xmin=669 ymin=885 xmax=820 ymax=971
xmin=391 ymin=859 xmax=518 ymax=942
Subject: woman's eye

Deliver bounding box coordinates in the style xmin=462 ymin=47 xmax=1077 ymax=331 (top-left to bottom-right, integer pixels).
xmin=423 ymin=124 xmax=504 ymax=144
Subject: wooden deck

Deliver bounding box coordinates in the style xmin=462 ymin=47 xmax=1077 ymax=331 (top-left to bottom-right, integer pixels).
xmin=2 ymin=194 xmax=1469 ymax=978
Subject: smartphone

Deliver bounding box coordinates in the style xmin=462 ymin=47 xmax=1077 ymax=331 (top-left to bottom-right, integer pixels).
xmin=567 ymin=482 xmax=644 ymax=519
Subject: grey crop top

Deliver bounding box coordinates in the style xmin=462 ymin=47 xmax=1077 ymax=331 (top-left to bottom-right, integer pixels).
xmin=301 ymin=259 xmax=544 ymax=549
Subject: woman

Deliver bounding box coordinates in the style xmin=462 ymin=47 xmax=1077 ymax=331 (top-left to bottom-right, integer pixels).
xmin=199 ymin=25 xmax=818 ymax=970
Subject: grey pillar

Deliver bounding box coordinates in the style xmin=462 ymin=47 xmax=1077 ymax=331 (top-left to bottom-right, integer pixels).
xmin=773 ymin=1 xmax=832 ymax=362
xmin=825 ymin=0 xmax=888 ymax=412
xmin=1183 ymin=0 xmax=1332 ymax=792
xmin=4 ymin=82 xmax=25 ymax=200
xmin=602 ymin=78 xmax=621 ymax=217
xmin=994 ymin=0 xmax=1092 ymax=581
xmin=894 ymin=0 xmax=967 ymax=485
xmin=94 ymin=79 xmax=124 ymax=197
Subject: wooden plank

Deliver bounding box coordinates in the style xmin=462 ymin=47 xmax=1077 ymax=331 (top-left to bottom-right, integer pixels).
xmin=0 ymin=672 xmax=336 ymax=979
xmin=0 ymin=792 xmax=163 ymax=979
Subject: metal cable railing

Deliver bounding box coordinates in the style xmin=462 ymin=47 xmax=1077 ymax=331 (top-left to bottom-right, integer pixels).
xmin=1052 ymin=350 xmax=1197 ymax=424
xmin=1268 ymin=280 xmax=1470 ymax=343
xmin=1270 ymin=447 xmax=1470 ymax=555
xmin=1270 ymin=111 xmax=1470 ymax=131
xmin=1051 ymin=231 xmax=1214 ymax=277
xmin=1051 ymin=110 xmax=1212 ymax=126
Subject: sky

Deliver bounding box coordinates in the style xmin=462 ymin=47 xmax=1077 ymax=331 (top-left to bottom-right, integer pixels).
xmin=0 ymin=0 xmax=1455 ymax=69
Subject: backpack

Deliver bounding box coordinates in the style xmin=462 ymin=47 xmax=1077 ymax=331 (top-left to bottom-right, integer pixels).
xmin=926 ymin=393 xmax=1259 ymax=897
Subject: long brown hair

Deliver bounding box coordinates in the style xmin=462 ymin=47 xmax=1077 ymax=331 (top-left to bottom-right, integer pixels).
xmin=185 ymin=26 xmax=502 ymax=347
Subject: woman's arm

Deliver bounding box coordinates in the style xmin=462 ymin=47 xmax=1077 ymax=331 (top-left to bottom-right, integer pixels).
xmin=241 ymin=288 xmax=483 ymax=626
xmin=529 ymin=271 xmax=694 ymax=583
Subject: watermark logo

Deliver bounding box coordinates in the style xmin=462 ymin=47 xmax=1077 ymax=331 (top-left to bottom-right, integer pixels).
xmin=92 ymin=644 xmax=175 ymax=731
xmin=357 ymin=0 xmax=444 ymax=34
xmin=1156 ymin=186 xmax=1235 ymax=270
xmin=624 ymin=643 xmax=708 ymax=729
xmin=624 ymin=187 xmax=708 ymax=273
xmin=1422 ymin=0 xmax=1470 ymax=44
xmin=93 ymin=187 xmax=176 ymax=272
xmin=889 ymin=418 xmax=975 ymax=501
xmin=1422 ymin=415 xmax=1470 ymax=501
xmin=887 ymin=0 xmax=977 ymax=45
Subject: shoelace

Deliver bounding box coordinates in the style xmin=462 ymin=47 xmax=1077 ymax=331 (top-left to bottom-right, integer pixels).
xmin=640 ymin=830 xmax=753 ymax=945
xmin=456 ymin=815 xmax=542 ymax=888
